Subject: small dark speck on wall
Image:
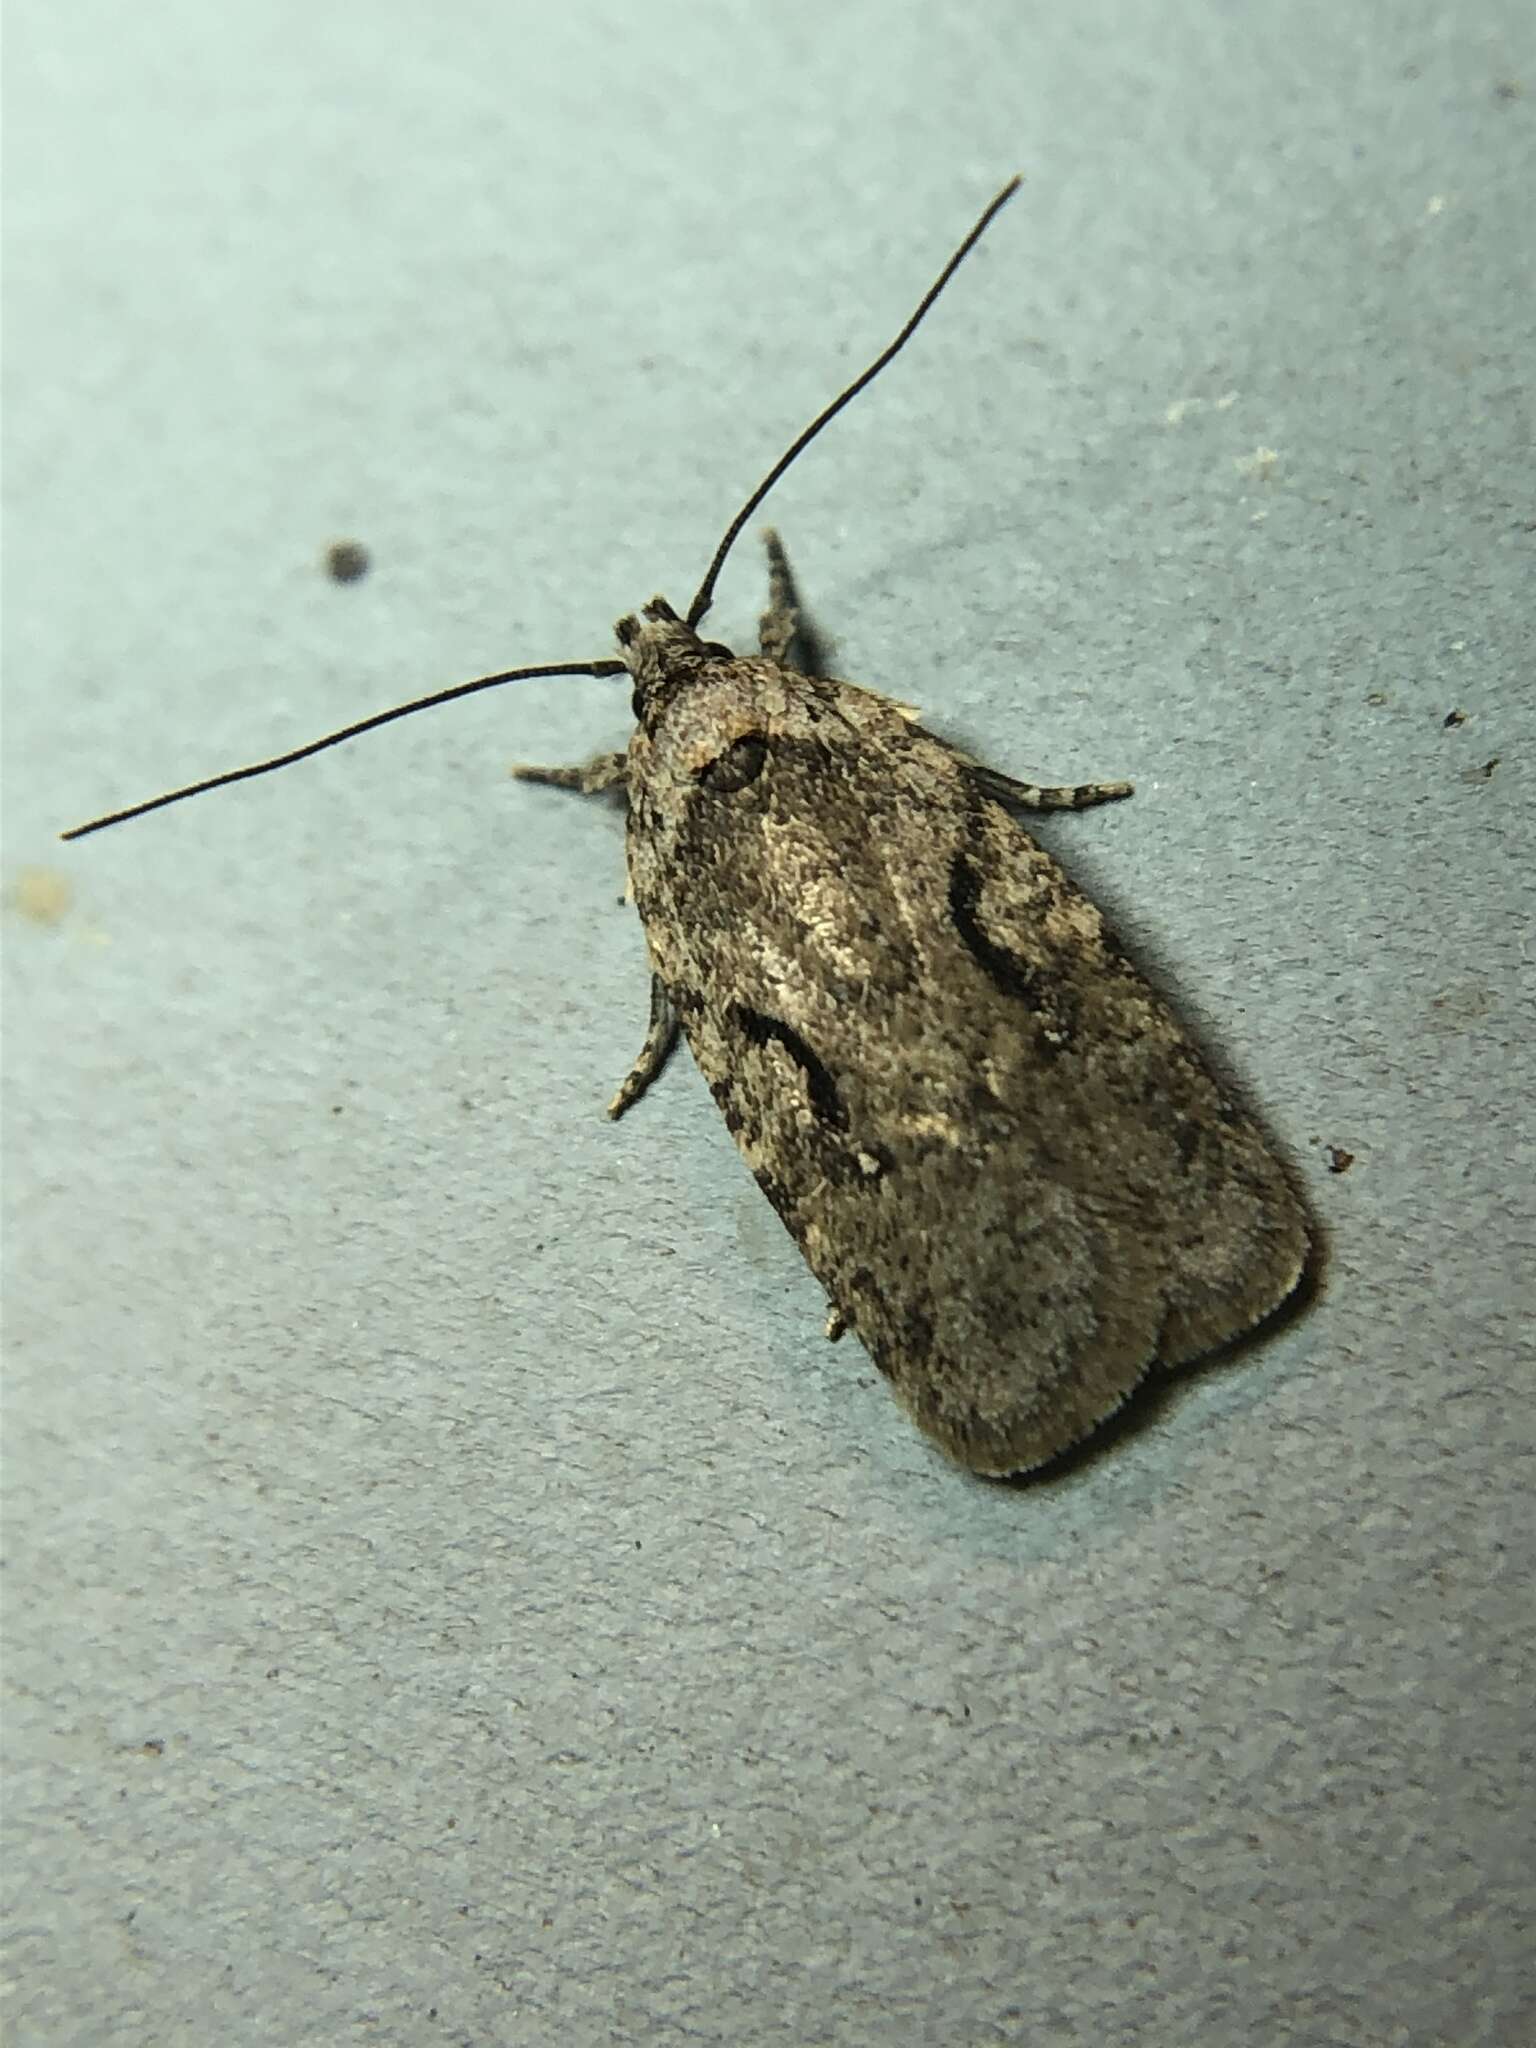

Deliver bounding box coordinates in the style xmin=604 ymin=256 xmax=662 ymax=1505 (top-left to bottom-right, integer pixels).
xmin=322 ymin=539 xmax=371 ymax=584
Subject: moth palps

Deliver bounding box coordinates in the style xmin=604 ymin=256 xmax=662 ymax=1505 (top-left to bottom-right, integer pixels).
xmin=65 ymin=178 xmax=1310 ymax=1476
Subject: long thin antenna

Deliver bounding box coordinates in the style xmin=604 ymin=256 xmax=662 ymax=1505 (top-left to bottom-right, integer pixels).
xmin=64 ymin=179 xmax=1021 ymax=842
xmin=685 ymin=174 xmax=1022 ymax=631
xmin=61 ymin=658 xmax=623 ymax=840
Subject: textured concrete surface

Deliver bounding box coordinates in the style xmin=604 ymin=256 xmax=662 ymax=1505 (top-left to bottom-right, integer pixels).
xmin=4 ymin=2 xmax=1532 ymax=2042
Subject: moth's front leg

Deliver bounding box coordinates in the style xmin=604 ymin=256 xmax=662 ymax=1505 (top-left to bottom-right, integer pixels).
xmin=607 ymin=974 xmax=681 ymax=1120
xmin=511 ymin=751 xmax=628 ymax=797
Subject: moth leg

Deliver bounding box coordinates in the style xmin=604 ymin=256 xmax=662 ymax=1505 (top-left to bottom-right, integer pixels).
xmin=607 ymin=975 xmax=682 ymax=1120
xmin=758 ymin=526 xmax=802 ymax=664
xmin=960 ymin=755 xmax=1134 ymax=813
xmin=511 ymin=751 xmax=628 ymax=797
xmin=758 ymin=528 xmax=833 ymax=676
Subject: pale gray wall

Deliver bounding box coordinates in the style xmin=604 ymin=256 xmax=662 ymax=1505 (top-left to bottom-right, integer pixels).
xmin=4 ymin=2 xmax=1532 ymax=2041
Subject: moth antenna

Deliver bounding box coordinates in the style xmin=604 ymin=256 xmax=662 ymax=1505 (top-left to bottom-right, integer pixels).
xmin=685 ymin=174 xmax=1022 ymax=632
xmin=60 ymin=658 xmax=625 ymax=840
xmin=65 ymin=179 xmax=1020 ymax=841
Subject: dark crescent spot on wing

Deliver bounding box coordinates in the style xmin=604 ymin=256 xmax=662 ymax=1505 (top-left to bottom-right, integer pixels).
xmin=729 ymin=1005 xmax=849 ymax=1133
xmin=696 ymin=733 xmax=769 ymax=793
xmin=947 ymin=847 xmax=1045 ymax=1008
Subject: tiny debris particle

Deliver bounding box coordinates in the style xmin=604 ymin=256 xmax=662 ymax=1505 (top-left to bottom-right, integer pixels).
xmin=6 ymin=865 xmax=73 ymax=925
xmin=1164 ymin=391 xmax=1238 ymax=426
xmin=323 ymin=539 xmax=371 ymax=584
xmin=1443 ymin=709 xmax=1467 ymax=728
xmin=1234 ymin=446 xmax=1279 ymax=481
xmin=1326 ymin=1147 xmax=1355 ymax=1176
xmin=1428 ymin=984 xmax=1496 ymax=1032
xmin=1459 ymin=757 xmax=1500 ymax=784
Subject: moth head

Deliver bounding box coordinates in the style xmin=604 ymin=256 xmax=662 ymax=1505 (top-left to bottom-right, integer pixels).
xmin=616 ymin=598 xmax=733 ymax=721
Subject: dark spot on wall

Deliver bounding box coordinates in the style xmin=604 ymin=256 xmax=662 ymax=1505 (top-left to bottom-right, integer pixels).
xmin=322 ymin=539 xmax=370 ymax=583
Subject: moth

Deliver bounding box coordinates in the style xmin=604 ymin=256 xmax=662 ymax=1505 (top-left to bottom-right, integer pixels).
xmin=65 ymin=178 xmax=1310 ymax=1476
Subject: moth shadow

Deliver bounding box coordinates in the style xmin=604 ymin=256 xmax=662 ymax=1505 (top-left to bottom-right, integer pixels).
xmin=785 ymin=608 xmax=836 ymax=682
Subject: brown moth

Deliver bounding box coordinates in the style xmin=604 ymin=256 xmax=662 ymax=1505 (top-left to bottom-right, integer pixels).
xmin=64 ymin=178 xmax=1309 ymax=1475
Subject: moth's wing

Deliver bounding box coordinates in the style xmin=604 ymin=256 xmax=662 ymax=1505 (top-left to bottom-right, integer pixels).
xmin=629 ymin=674 xmax=1309 ymax=1476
